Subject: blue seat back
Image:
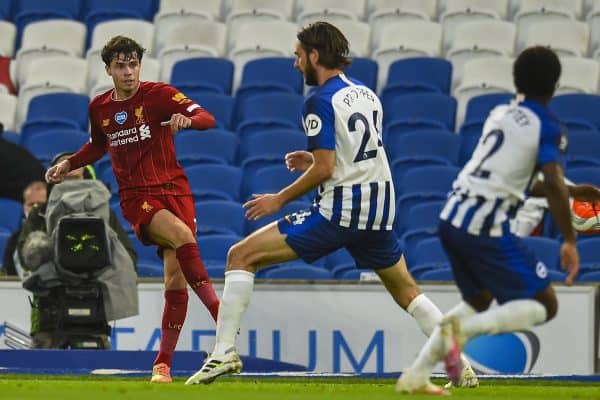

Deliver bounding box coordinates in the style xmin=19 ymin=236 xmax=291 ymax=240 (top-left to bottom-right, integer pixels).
xmin=344 ymin=57 xmax=378 ymax=91
xmin=195 ymin=200 xmax=246 ymax=236
xmin=175 ymin=129 xmax=238 ymax=166
xmin=184 ymin=164 xmax=242 ymax=202
xmin=171 ymin=58 xmax=234 ymax=95
xmin=385 ymin=93 xmax=457 ymax=132
xmin=187 ymin=93 xmax=235 ymax=130
xmin=0 ymin=198 xmax=22 ymax=234
xmin=399 ymin=165 xmax=459 ymax=195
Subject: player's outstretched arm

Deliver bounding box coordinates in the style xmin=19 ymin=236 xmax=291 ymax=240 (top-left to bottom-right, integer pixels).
xmin=244 ymin=149 xmax=334 ymax=220
xmin=568 ymin=184 xmax=600 ymax=203
xmin=530 ymin=180 xmax=600 ymax=203
xmin=541 ymin=162 xmax=580 ymax=285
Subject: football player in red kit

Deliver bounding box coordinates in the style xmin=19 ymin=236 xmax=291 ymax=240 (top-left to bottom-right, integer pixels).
xmin=45 ymin=36 xmax=219 ymax=383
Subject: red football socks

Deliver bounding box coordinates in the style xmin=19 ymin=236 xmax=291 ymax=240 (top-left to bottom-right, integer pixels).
xmin=176 ymin=243 xmax=220 ymax=321
xmin=154 ymin=289 xmax=188 ymax=366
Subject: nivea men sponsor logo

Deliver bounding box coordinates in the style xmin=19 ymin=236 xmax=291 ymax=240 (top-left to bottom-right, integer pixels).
xmin=115 ymin=111 xmax=128 ymax=125
xmin=305 ymin=113 xmax=322 ymax=136
xmin=464 ymin=332 xmax=540 ymax=374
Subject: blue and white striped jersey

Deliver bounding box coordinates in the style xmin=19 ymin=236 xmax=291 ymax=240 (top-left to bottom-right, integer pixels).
xmin=440 ymin=98 xmax=567 ymax=237
xmin=302 ymin=73 xmax=395 ymax=230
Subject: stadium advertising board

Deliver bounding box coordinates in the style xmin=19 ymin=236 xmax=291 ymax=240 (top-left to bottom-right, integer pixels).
xmin=0 ymin=282 xmax=596 ymax=374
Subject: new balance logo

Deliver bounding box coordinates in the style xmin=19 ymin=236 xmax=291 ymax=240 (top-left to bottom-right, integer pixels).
xmin=140 ymin=124 xmax=151 ymax=140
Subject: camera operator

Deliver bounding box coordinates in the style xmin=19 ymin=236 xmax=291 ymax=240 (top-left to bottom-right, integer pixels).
xmin=17 ymin=152 xmax=137 ymax=349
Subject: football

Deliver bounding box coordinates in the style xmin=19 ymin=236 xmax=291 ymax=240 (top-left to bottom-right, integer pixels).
xmin=571 ymin=200 xmax=600 ymax=234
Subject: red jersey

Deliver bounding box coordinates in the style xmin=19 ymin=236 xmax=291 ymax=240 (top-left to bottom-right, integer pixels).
xmin=68 ymin=82 xmax=216 ymax=200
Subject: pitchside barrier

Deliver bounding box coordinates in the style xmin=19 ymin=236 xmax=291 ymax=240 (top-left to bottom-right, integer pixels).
xmin=0 ymin=280 xmax=597 ymax=375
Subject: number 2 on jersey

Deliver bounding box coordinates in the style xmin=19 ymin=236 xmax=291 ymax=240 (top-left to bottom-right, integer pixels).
xmin=471 ymin=129 xmax=505 ymax=179
xmin=348 ymin=111 xmax=383 ymax=163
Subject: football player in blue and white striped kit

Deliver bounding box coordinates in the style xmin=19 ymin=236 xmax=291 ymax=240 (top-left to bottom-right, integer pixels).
xmin=397 ymin=47 xmax=580 ymax=395
xmin=186 ymin=22 xmax=477 ymax=386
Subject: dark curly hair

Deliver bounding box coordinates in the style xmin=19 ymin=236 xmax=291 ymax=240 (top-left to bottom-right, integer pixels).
xmin=101 ymin=35 xmax=146 ymax=66
xmin=297 ymin=21 xmax=350 ymax=69
xmin=513 ymin=46 xmax=561 ymax=99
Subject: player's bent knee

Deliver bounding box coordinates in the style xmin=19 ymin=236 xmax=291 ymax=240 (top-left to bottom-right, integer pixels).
xmin=171 ymin=224 xmax=196 ymax=248
xmin=226 ymin=241 xmax=257 ymax=272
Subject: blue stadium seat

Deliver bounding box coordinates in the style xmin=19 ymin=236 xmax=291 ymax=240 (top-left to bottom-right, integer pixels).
xmin=381 ymin=57 xmax=452 ymax=105
xmin=240 ymin=129 xmax=306 ymax=177
xmin=84 ymin=0 xmax=156 ymax=45
xmin=2 ymin=131 xmax=20 ymax=145
xmin=419 ymin=267 xmax=454 ymax=281
xmin=547 ymin=270 xmax=567 ymax=282
xmin=195 ymin=200 xmax=246 ymax=237
xmin=235 ymin=92 xmax=303 ymax=137
xmin=550 ymin=94 xmax=600 ymax=132
xmin=130 ymin=236 xmax=163 ymax=277
xmin=170 ymin=58 xmax=234 ymax=95
xmin=396 ymin=201 xmax=444 ymax=236
xmin=409 ymin=237 xmax=450 ymax=278
xmin=22 ymin=129 xmax=89 ymax=166
xmin=14 ymin=0 xmax=81 ymax=19
xmin=344 ymin=57 xmax=377 ymax=91
xmin=387 ymin=130 xmax=460 ymax=182
xmin=186 ymin=93 xmax=235 ymax=130
xmin=394 ymin=165 xmax=457 ymax=240
xmin=577 ymin=270 xmax=600 ymax=282
xmin=397 ymin=201 xmax=444 ymax=260
xmin=13 ymin=0 xmax=81 ymax=48
xmin=243 ymin=164 xmax=306 ymax=202
xmin=240 ymin=129 xmax=305 ymax=160
xmin=196 ymin=234 xmax=241 ymax=270
xmin=578 ymin=238 xmax=600 ymax=272
xmin=94 ymin=154 xmax=112 ymax=179
xmin=521 ymin=237 xmax=560 ymax=271
xmin=236 ymin=57 xmax=303 ymax=108
xmin=398 ymin=165 xmax=459 ymax=196
xmin=245 ymin=200 xmax=311 ymax=234
xmin=175 ymin=129 xmax=238 ymax=167
xmin=386 ymin=130 xmax=459 ymax=163
xmin=261 ymin=265 xmax=332 ymax=280
xmin=566 ymin=166 xmax=600 ymax=187
xmin=0 ymin=231 xmax=9 ymax=261
xmin=85 ymin=0 xmax=155 ymax=21
xmin=384 ymin=93 xmax=457 ymax=135
xmin=184 ymin=164 xmax=242 ymax=202
xmin=0 ymin=0 xmax=13 ymax=20
xmin=460 ymin=93 xmax=513 ymax=132
xmin=566 ymin=130 xmax=600 ymax=168
xmin=99 ymin=170 xmax=119 ymax=204
xmin=0 ymin=198 xmax=22 ymax=234
xmin=330 ymin=262 xmax=355 ymax=278
xmin=21 ymin=93 xmax=89 ymax=142
xmin=339 ymin=268 xmax=373 ymax=280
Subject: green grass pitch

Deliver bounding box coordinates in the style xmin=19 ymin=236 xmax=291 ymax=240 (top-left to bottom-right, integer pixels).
xmin=1 ymin=375 xmax=599 ymax=400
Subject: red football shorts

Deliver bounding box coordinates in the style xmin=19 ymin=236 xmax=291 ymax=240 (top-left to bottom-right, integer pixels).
xmin=120 ymin=194 xmax=196 ymax=245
